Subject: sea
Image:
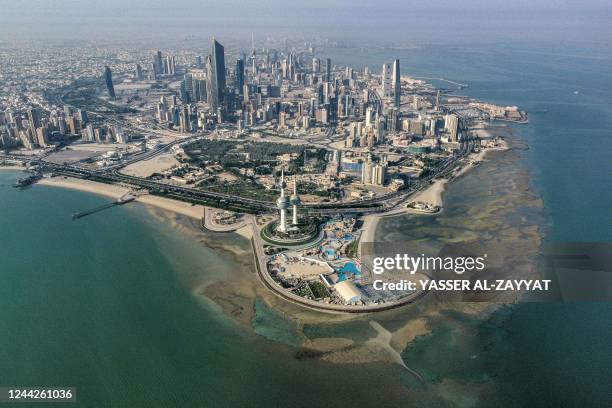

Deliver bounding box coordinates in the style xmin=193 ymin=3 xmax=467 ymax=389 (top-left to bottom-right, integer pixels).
xmin=1 ymin=41 xmax=611 ymax=407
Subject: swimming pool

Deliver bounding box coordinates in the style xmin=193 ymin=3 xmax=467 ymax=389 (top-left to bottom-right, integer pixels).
xmin=339 ymin=261 xmax=361 ymax=276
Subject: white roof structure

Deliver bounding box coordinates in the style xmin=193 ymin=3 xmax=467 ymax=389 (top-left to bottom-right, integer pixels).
xmin=334 ymin=281 xmax=362 ymax=304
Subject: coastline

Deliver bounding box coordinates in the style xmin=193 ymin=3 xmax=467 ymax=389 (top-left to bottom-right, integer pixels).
xmin=0 ymin=165 xmax=27 ymax=171
xmin=359 ymin=128 xmax=509 ymax=247
xmin=37 ymin=176 xmax=205 ymax=220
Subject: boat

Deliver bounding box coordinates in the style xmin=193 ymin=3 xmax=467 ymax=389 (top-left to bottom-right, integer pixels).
xmin=13 ymin=174 xmax=41 ymax=188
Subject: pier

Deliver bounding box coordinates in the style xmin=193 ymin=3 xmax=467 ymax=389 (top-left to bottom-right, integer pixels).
xmin=72 ymin=193 xmax=136 ymax=219
xmin=413 ymin=76 xmax=468 ymax=88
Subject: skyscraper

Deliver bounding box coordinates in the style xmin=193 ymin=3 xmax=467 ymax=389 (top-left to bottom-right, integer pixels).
xmin=372 ymin=163 xmax=387 ymax=186
xmin=206 ymin=54 xmax=215 ymax=107
xmin=381 ymin=63 xmax=392 ymax=97
xmin=27 ymin=108 xmax=41 ymax=131
xmin=208 ymin=38 xmax=226 ymax=111
xmin=164 ymin=55 xmax=176 ymax=75
xmin=392 ymin=59 xmax=401 ymax=109
xmin=153 ymin=51 xmax=163 ymax=75
xmin=325 ymin=58 xmax=331 ymax=82
xmin=77 ymin=109 xmax=88 ymax=125
xmin=235 ymin=59 xmax=245 ymax=96
xmin=135 ymin=64 xmax=144 ymax=81
xmin=312 ymin=58 xmax=320 ymax=73
xmin=179 ymin=106 xmax=191 ymax=133
xmin=445 ymin=114 xmax=459 ymax=141
xmin=104 ymin=66 xmax=116 ymax=99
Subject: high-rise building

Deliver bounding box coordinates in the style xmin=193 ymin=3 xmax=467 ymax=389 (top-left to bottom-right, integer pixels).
xmin=149 ymin=62 xmax=157 ymax=80
xmin=35 ymin=127 xmax=49 ymax=147
xmin=179 ymin=106 xmax=191 ymax=133
xmin=325 ymin=58 xmax=331 ymax=82
xmin=392 ymin=59 xmax=401 ymax=109
xmin=58 ymin=117 xmax=67 ymax=136
xmin=27 ymin=108 xmax=41 ymax=131
xmin=18 ymin=130 xmax=34 ymax=149
xmin=312 ymin=58 xmax=320 ymax=73
xmin=372 ymin=163 xmax=387 ymax=186
xmin=235 ymin=59 xmax=245 ymax=95
xmin=135 ymin=64 xmax=144 ymax=81
xmin=206 ymin=55 xmax=215 ymax=107
xmin=104 ymin=66 xmax=116 ymax=99
xmin=445 ymin=114 xmax=459 ymax=141
xmin=164 ymin=55 xmax=176 ymax=75
xmin=193 ymin=77 xmax=207 ymax=102
xmin=381 ymin=63 xmax=392 ymax=97
xmin=77 ymin=109 xmax=88 ymax=126
xmin=361 ymin=159 xmax=373 ymax=184
xmin=67 ymin=116 xmax=78 ymax=135
xmin=153 ymin=51 xmax=163 ymax=75
xmin=208 ymin=38 xmax=226 ymax=111
xmin=183 ymin=73 xmax=193 ymax=102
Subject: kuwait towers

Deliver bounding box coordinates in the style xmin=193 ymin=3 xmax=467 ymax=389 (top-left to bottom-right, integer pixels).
xmin=276 ymin=170 xmax=290 ymax=232
xmin=290 ymin=178 xmax=301 ymax=225
xmin=262 ymin=170 xmax=315 ymax=246
xmin=276 ymin=170 xmax=301 ymax=232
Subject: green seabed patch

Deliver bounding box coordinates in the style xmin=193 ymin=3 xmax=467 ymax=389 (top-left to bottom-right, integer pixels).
xmin=252 ymin=298 xmax=304 ymax=347
xmin=302 ymin=319 xmax=377 ymax=343
xmin=401 ymin=310 xmax=491 ymax=385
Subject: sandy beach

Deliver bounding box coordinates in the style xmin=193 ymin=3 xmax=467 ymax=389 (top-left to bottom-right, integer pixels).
xmin=38 ymin=176 xmax=205 ymax=219
xmin=0 ymin=165 xmax=27 ymax=171
xmin=409 ymin=179 xmax=447 ymax=208
xmin=359 ymin=215 xmax=380 ymax=244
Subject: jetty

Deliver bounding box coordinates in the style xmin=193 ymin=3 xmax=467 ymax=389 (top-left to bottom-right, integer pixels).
xmin=72 ymin=193 xmax=137 ymax=219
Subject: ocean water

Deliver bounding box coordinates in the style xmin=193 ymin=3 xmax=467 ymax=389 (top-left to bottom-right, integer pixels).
xmin=0 ymin=173 xmax=425 ymax=407
xmin=1 ymin=41 xmax=611 ymax=407
xmin=328 ymin=42 xmax=612 ymax=406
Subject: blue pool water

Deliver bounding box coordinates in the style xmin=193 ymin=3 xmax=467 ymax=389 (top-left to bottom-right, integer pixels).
xmin=340 ymin=262 xmax=361 ymax=276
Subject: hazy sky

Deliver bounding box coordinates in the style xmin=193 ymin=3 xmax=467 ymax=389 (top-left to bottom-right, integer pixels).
xmin=0 ymin=0 xmax=610 ymax=45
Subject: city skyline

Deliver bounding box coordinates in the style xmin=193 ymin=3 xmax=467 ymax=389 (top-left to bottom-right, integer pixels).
xmin=0 ymin=2 xmax=610 ymax=406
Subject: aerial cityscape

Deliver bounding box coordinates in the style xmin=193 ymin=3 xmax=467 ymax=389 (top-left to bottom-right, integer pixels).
xmin=1 ymin=0 xmax=611 ymax=407
xmin=1 ymin=36 xmax=529 ymax=310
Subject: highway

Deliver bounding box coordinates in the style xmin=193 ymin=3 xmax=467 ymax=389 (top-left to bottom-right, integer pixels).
xmin=3 ymin=132 xmax=476 ymax=216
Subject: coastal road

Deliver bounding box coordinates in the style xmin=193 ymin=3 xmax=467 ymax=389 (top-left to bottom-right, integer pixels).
xmin=247 ymin=215 xmax=429 ymax=314
xmin=4 ymin=140 xmax=472 ymax=216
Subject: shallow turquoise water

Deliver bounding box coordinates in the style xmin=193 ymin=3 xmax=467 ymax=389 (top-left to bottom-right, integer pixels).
xmin=1 ymin=40 xmax=610 ymax=407
xmin=0 ymin=172 xmax=425 ymax=407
